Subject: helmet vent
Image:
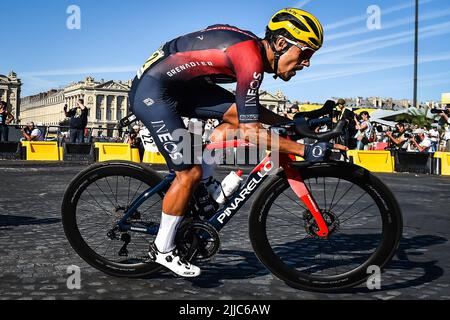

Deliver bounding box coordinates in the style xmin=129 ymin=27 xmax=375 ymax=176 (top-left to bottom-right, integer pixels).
xmin=273 ymin=13 xmax=309 ymax=32
xmin=302 ymin=15 xmax=320 ymax=39
xmin=309 ymin=37 xmax=319 ymax=47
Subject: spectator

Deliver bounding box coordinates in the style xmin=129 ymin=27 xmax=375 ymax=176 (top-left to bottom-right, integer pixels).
xmin=428 ymin=126 xmax=440 ymax=152
xmin=409 ymin=129 xmax=432 ymax=153
xmin=125 ymin=125 xmax=143 ymax=148
xmin=439 ymin=105 xmax=450 ymax=125
xmin=21 ymin=122 xmax=44 ymax=141
xmin=64 ymin=99 xmax=89 ymax=144
xmin=125 ymin=125 xmax=144 ymax=159
xmin=354 ymin=111 xmax=372 ymax=150
xmin=443 ymin=124 xmax=450 ymax=152
xmin=0 ymin=101 xmax=15 ymax=142
xmin=385 ymin=123 xmax=409 ymax=150
xmin=290 ymin=104 xmax=299 ymax=114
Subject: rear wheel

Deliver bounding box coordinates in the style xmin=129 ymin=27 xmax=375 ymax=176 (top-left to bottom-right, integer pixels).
xmin=249 ymin=162 xmax=403 ymax=292
xmin=62 ymin=161 xmax=166 ymax=278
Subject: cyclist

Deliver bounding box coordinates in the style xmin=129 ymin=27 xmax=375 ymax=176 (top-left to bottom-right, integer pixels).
xmin=130 ymin=8 xmax=333 ymax=277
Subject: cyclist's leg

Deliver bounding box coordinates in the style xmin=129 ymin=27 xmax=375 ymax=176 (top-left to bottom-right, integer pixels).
xmin=131 ymin=75 xmax=201 ymax=277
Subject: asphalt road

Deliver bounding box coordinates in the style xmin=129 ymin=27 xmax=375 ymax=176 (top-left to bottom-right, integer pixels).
xmin=0 ymin=161 xmax=449 ymax=300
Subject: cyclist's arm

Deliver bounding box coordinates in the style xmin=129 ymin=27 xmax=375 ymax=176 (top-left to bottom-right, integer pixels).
xmin=259 ymin=104 xmax=292 ymax=125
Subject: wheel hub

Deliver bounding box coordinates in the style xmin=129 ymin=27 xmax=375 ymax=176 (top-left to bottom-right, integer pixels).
xmin=303 ymin=210 xmax=340 ymax=238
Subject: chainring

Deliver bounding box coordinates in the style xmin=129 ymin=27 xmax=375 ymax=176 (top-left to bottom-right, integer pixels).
xmin=175 ymin=221 xmax=221 ymax=262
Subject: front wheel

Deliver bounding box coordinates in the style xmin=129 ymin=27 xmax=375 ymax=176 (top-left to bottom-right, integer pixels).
xmin=249 ymin=162 xmax=403 ymax=292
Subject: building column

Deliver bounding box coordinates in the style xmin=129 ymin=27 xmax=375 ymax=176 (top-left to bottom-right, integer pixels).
xmin=124 ymin=96 xmax=129 ymax=114
xmin=102 ymin=95 xmax=108 ymax=122
xmin=112 ymin=95 xmax=117 ymax=121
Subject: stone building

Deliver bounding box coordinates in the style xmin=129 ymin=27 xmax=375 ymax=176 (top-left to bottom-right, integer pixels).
xmin=259 ymin=89 xmax=290 ymax=113
xmin=20 ymin=76 xmax=131 ymax=134
xmin=0 ymin=71 xmax=22 ymax=120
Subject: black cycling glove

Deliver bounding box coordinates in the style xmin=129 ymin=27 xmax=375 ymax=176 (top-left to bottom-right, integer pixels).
xmin=304 ymin=142 xmax=333 ymax=163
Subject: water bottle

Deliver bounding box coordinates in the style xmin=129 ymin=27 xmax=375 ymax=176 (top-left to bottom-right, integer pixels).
xmin=212 ymin=170 xmax=244 ymax=205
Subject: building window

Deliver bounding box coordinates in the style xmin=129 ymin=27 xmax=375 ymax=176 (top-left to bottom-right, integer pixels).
xmin=106 ymin=96 xmax=113 ymax=121
xmin=96 ymin=96 xmax=103 ymax=120
xmin=117 ymin=97 xmax=124 ymax=120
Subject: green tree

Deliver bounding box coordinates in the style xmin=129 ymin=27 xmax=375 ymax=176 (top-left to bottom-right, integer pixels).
xmin=395 ymin=107 xmax=437 ymax=128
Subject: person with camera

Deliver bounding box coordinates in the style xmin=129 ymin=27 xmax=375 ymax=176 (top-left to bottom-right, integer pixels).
xmin=443 ymin=124 xmax=450 ymax=152
xmin=386 ymin=122 xmax=409 ymax=150
xmin=0 ymin=101 xmax=15 ymax=142
xmin=428 ymin=125 xmax=440 ymax=152
xmin=439 ymin=105 xmax=450 ymax=125
xmin=354 ymin=111 xmax=372 ymax=150
xmin=408 ymin=128 xmax=432 ymax=153
xmin=21 ymin=122 xmax=44 ymax=141
xmin=64 ymin=99 xmax=88 ymax=144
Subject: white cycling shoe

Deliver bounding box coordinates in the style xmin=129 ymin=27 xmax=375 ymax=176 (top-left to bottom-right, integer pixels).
xmin=148 ymin=243 xmax=201 ymax=278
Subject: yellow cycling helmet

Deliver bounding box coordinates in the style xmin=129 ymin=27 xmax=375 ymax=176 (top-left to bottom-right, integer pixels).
xmin=268 ymin=8 xmax=324 ymax=50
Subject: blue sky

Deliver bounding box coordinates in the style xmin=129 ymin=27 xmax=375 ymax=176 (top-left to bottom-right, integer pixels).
xmin=1 ymin=0 xmax=449 ymax=103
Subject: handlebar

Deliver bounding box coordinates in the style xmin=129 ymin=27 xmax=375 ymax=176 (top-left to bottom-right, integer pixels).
xmin=272 ymin=100 xmax=355 ymax=142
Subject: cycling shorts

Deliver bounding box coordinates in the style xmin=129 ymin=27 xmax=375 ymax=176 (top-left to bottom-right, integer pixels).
xmin=130 ymin=73 xmax=235 ymax=171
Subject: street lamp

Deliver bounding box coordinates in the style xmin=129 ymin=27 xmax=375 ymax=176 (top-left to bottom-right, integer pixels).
xmin=413 ymin=0 xmax=419 ymax=109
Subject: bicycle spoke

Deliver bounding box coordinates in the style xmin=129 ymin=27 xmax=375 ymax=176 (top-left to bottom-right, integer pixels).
xmin=127 ymin=176 xmax=132 ymax=205
xmin=328 ymin=178 xmax=341 ymax=212
xmin=336 ymin=191 xmax=367 ymax=219
xmin=329 ymin=183 xmax=355 ymax=212
xmin=129 ymin=181 xmax=144 ymax=205
xmin=92 ymin=181 xmax=117 ymax=209
xmin=340 ymin=203 xmax=376 ymax=225
xmin=139 ymin=199 xmax=163 ymax=216
xmin=280 ymin=192 xmax=307 ymax=211
xmin=81 ymin=192 xmax=112 ymax=217
xmin=104 ymin=176 xmax=119 ymax=207
xmin=267 ymin=214 xmax=304 ymax=228
xmin=272 ymin=201 xmax=303 ymax=221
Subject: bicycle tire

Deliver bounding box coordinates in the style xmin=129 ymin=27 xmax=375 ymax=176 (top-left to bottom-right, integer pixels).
xmin=249 ymin=161 xmax=403 ymax=292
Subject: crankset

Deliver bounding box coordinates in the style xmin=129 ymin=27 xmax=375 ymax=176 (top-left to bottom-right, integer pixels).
xmin=175 ymin=221 xmax=221 ymax=262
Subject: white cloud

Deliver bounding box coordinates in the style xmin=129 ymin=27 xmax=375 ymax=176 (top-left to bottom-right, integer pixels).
xmin=323 ymin=0 xmax=435 ymax=31
xmin=327 ymin=7 xmax=450 ymax=41
xmin=294 ymin=0 xmax=312 ymax=9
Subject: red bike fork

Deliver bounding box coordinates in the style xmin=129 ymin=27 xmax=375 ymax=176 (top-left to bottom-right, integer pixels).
xmin=281 ymin=154 xmax=330 ymax=238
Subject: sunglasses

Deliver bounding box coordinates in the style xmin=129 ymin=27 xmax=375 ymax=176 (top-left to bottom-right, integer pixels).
xmin=279 ymin=36 xmax=316 ymax=60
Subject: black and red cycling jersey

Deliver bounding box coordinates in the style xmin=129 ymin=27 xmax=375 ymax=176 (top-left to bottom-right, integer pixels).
xmin=136 ymin=24 xmax=265 ymax=123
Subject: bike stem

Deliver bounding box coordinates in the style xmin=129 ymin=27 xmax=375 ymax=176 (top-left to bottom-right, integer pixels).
xmin=281 ymin=153 xmax=330 ymax=238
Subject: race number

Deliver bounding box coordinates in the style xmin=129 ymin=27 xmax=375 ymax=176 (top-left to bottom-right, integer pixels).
xmin=137 ymin=47 xmax=165 ymax=79
xmin=139 ymin=127 xmax=159 ymax=153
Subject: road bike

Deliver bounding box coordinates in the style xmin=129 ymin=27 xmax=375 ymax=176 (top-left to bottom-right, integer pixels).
xmin=61 ymin=102 xmax=403 ymax=292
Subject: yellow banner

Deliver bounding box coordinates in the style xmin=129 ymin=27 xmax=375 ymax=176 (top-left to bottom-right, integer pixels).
xmin=442 ymin=93 xmax=450 ymax=104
